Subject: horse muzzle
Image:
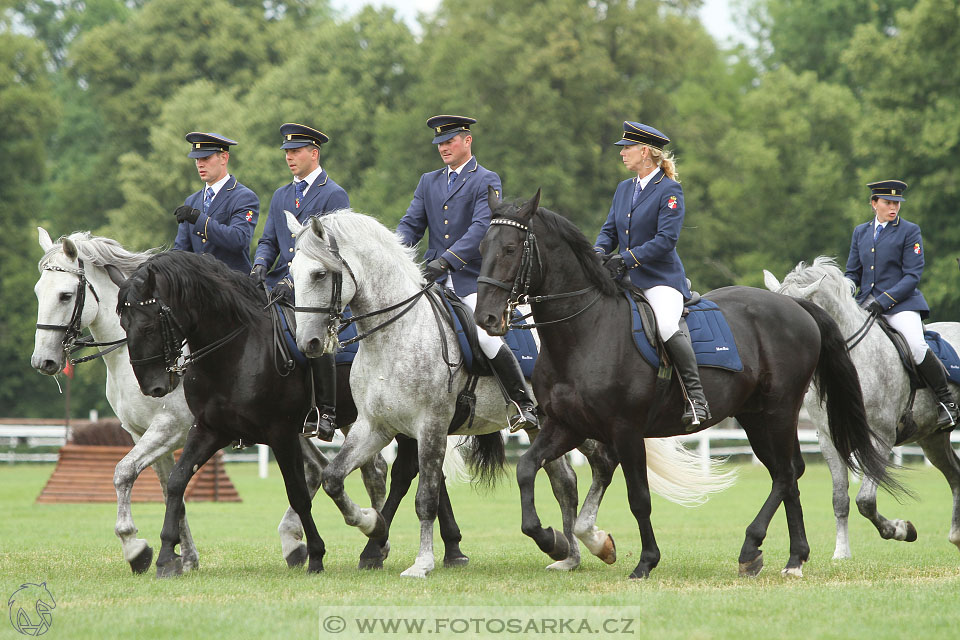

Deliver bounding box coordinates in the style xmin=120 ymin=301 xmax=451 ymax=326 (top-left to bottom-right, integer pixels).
xmin=31 ymin=352 xmax=64 ymax=376
xmin=476 ymin=310 xmax=509 ymax=337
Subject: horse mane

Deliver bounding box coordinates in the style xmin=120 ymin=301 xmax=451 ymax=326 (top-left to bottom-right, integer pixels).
xmin=781 ymin=256 xmax=857 ymax=300
xmin=525 ymin=207 xmax=619 ymax=297
xmin=38 ymin=231 xmax=160 ymax=276
xmin=295 ymin=209 xmax=424 ymax=286
xmin=119 ymin=251 xmax=265 ymax=328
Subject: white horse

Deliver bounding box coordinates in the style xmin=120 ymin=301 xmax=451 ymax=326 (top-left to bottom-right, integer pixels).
xmin=30 ymin=229 xmax=386 ymax=573
xmin=286 ymin=210 xmax=735 ymax=578
xmin=765 ymin=256 xmax=960 ymax=558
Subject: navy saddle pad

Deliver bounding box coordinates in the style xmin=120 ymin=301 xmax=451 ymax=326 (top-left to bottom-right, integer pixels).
xmin=278 ymin=305 xmax=359 ymax=367
xmin=438 ymin=291 xmax=538 ymax=378
xmin=626 ymin=293 xmax=743 ymax=372
xmin=925 ymin=330 xmax=960 ymax=384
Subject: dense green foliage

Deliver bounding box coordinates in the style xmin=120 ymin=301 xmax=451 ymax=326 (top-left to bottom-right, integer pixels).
xmin=2 ymin=0 xmax=958 ymax=417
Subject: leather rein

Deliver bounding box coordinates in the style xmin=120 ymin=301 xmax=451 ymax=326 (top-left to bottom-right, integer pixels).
xmin=476 ymin=216 xmax=601 ymax=329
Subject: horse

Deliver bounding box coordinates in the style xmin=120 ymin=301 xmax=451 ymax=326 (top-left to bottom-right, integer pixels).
xmin=30 ymin=229 xmax=394 ymax=574
xmin=115 ymin=249 xmax=468 ymax=576
xmin=765 ymin=256 xmax=960 ymax=557
xmin=285 ymin=209 xmax=734 ymax=578
xmin=473 ymin=189 xmax=903 ymax=579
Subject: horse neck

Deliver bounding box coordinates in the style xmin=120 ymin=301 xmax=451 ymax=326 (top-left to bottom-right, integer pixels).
xmin=82 ymin=267 xmax=131 ymax=373
xmin=809 ymin=288 xmax=868 ymax=337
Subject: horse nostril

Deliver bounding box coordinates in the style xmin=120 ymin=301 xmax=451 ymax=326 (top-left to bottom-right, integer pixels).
xmin=306 ymin=337 xmax=322 ymax=353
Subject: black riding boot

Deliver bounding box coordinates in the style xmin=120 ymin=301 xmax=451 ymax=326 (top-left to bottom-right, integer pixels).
xmin=916 ymin=350 xmax=959 ymax=431
xmin=664 ymin=330 xmax=711 ymax=430
xmin=304 ymin=353 xmax=337 ymax=441
xmin=489 ymin=345 xmax=539 ymax=431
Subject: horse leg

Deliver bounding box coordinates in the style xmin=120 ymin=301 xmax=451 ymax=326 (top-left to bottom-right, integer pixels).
xmin=437 ymin=474 xmax=468 ymax=568
xmin=611 ymin=431 xmax=661 ymax=579
xmin=401 ymin=429 xmax=447 ymax=578
xmin=778 ymin=441 xmax=810 ymax=577
xmin=517 ymin=418 xmax=584 ymax=566
xmin=321 ymin=420 xmax=393 ymax=537
xmin=278 ymin=439 xmax=329 ymax=568
xmin=358 ymin=435 xmax=418 ymax=569
xmin=572 ymin=439 xmax=619 ymax=565
xmin=360 ymin=451 xmax=389 ymax=513
xmin=151 ymin=452 xmax=200 ymax=573
xmin=918 ymin=431 xmax=960 ymax=551
xmin=156 ymin=425 xmax=229 ymax=578
xmin=849 ymin=426 xmax=916 ymax=545
xmin=112 ymin=422 xmax=183 ymax=574
xmin=540 ymin=441 xmax=581 ymax=571
xmin=270 ymin=434 xmax=327 ymax=573
xmin=818 ymin=427 xmax=854 ymax=558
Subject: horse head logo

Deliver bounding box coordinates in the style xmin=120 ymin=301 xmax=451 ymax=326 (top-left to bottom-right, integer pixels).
xmin=7 ymin=582 xmax=56 ymax=636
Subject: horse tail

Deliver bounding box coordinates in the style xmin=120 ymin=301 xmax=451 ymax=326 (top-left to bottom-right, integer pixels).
xmin=461 ymin=431 xmax=506 ymax=489
xmin=441 ymin=436 xmax=469 ymax=484
xmin=644 ymin=438 xmax=738 ymax=506
xmin=793 ymin=297 xmax=907 ymax=497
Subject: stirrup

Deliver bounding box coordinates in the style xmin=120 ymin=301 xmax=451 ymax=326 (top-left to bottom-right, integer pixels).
xmin=936 ymin=401 xmax=958 ymax=431
xmin=507 ymin=400 xmax=538 ymax=433
xmin=682 ymin=400 xmax=710 ymax=432
xmin=232 ymin=439 xmax=250 ymax=451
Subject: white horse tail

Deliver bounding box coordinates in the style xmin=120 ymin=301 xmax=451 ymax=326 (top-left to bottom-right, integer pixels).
xmin=644 ymin=437 xmax=737 ymax=506
xmin=443 ymin=436 xmax=469 ymax=485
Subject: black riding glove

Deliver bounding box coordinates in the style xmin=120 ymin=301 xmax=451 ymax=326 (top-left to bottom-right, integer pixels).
xmin=603 ymin=253 xmax=626 ymax=281
xmin=174 ymin=205 xmax=201 ymax=224
xmin=250 ymin=264 xmax=266 ymax=284
xmin=424 ymin=258 xmax=450 ymax=282
xmin=866 ymin=300 xmax=884 ymax=315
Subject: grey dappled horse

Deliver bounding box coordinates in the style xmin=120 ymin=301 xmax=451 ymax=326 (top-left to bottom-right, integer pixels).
xmin=766 ymin=257 xmax=960 ymax=557
xmin=31 ymin=229 xmax=387 ymax=573
xmin=286 ymin=209 xmax=733 ymax=578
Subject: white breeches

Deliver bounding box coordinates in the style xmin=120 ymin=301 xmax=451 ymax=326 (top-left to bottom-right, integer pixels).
xmin=447 ymin=282 xmax=504 ymax=359
xmin=884 ymin=309 xmax=928 ymax=364
xmin=641 ymin=285 xmax=684 ymax=342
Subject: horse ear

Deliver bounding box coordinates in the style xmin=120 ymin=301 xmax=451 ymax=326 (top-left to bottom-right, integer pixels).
xmin=310 ymin=215 xmax=325 ymax=240
xmin=62 ymin=237 xmax=79 ymax=261
xmin=762 ymin=270 xmax=782 ymax=292
xmin=527 ymin=188 xmax=541 ymax=216
xmin=487 ymin=185 xmax=501 ymax=209
xmin=284 ymin=209 xmax=303 ymax=236
xmin=38 ymin=227 xmax=54 ymax=251
xmin=105 ymin=264 xmax=127 ymax=287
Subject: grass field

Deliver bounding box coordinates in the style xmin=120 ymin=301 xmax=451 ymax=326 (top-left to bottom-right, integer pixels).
xmin=2 ymin=459 xmax=959 ymax=639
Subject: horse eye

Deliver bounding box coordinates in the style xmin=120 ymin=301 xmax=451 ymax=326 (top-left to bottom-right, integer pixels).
xmin=503 ymin=245 xmax=516 ymax=256
xmin=312 ymin=270 xmax=327 ymax=281
xmin=59 ymin=292 xmax=73 ymax=302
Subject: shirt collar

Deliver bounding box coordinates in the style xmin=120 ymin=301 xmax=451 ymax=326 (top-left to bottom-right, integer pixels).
xmin=874 ymin=217 xmax=888 ymax=231
xmin=206 ymin=173 xmax=231 ymax=196
xmin=448 ymin=156 xmax=473 ymax=176
xmin=638 ymin=167 xmax=660 ymax=190
xmin=295 ymin=165 xmax=324 ymax=191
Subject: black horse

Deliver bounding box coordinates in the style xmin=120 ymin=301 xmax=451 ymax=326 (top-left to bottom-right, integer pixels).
xmin=474 ymin=189 xmax=902 ymax=579
xmin=117 ymin=251 xmax=466 ymax=576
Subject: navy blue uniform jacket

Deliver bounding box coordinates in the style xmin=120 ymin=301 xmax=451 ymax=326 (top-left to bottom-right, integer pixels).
xmin=594 ymin=170 xmax=692 ymax=298
xmin=174 ymin=175 xmax=259 ymax=273
xmin=253 ymin=170 xmax=349 ymax=288
xmin=396 ymin=157 xmax=501 ymax=296
xmin=845 ymin=216 xmax=928 ymax=318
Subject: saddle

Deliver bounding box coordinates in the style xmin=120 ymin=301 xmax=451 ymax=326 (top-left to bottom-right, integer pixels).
xmin=265 ymin=288 xmax=359 ymax=373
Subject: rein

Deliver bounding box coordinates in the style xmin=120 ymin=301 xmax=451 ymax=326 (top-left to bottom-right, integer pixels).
xmin=36 ymin=259 xmax=128 ymax=365
xmin=477 ymin=216 xmax=600 ymax=329
xmin=844 ymin=307 xmax=881 ymax=351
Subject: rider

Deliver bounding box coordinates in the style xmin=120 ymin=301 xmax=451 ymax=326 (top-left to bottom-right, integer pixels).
xmin=396 ymin=114 xmax=538 ymax=430
xmin=594 ymin=121 xmax=710 ymax=428
xmin=173 ymin=132 xmax=259 ymax=273
xmin=251 ymin=123 xmax=350 ymax=441
xmin=845 ymin=179 xmax=958 ymax=431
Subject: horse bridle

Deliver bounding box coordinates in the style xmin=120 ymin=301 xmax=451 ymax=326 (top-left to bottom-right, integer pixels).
xmin=293 ymin=228 xmax=433 ymax=347
xmin=122 ymin=295 xmax=244 ymax=376
xmin=36 ymin=259 xmax=127 ymax=365
xmin=477 ymin=216 xmax=602 ymax=329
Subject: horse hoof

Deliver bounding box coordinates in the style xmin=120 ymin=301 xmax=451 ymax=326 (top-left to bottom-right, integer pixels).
xmin=599 ymin=534 xmax=617 ymax=565
xmin=156 ymin=557 xmax=183 ymax=579
xmin=546 ymin=557 xmax=579 ymax=571
xmin=546 ymin=527 xmax=570 ymax=562
xmin=443 ymin=555 xmax=469 ymax=568
xmin=400 ymin=566 xmax=431 ymax=578
xmin=904 ymin=521 xmax=918 ymax=542
xmin=738 ymin=551 xmax=763 ymax=577
xmin=358 ymin=554 xmax=384 ymax=570
xmin=307 ymin=558 xmax=325 ymax=574
xmin=129 ymin=545 xmax=153 ymax=575
xmin=628 ymin=568 xmax=650 ymax=579
xmin=286 ymin=544 xmax=308 ymax=568
xmin=781 ymin=566 xmax=803 ymax=578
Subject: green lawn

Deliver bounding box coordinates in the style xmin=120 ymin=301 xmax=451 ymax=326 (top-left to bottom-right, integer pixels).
xmin=2 ymin=459 xmax=959 ymax=639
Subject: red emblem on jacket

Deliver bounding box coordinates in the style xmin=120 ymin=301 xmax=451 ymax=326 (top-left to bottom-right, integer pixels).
xmin=667 ymin=195 xmax=678 ymax=210
xmin=245 ymin=211 xmax=254 ymax=222
xmin=914 ymin=242 xmax=921 ymax=255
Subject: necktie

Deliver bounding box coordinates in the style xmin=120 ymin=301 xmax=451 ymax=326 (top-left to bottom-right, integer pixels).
xmin=632 ymin=179 xmax=642 ymax=206
xmin=874 ymin=224 xmax=883 ymax=242
xmin=203 ymin=187 xmax=214 ymax=215
xmin=295 ymin=180 xmax=307 ymax=208
xmin=448 ymin=171 xmax=458 ymax=191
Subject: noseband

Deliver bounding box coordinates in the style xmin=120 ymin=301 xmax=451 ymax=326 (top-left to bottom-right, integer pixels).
xmin=477 ymin=216 xmax=601 ymax=329
xmin=36 ymin=259 xmax=127 ymax=364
